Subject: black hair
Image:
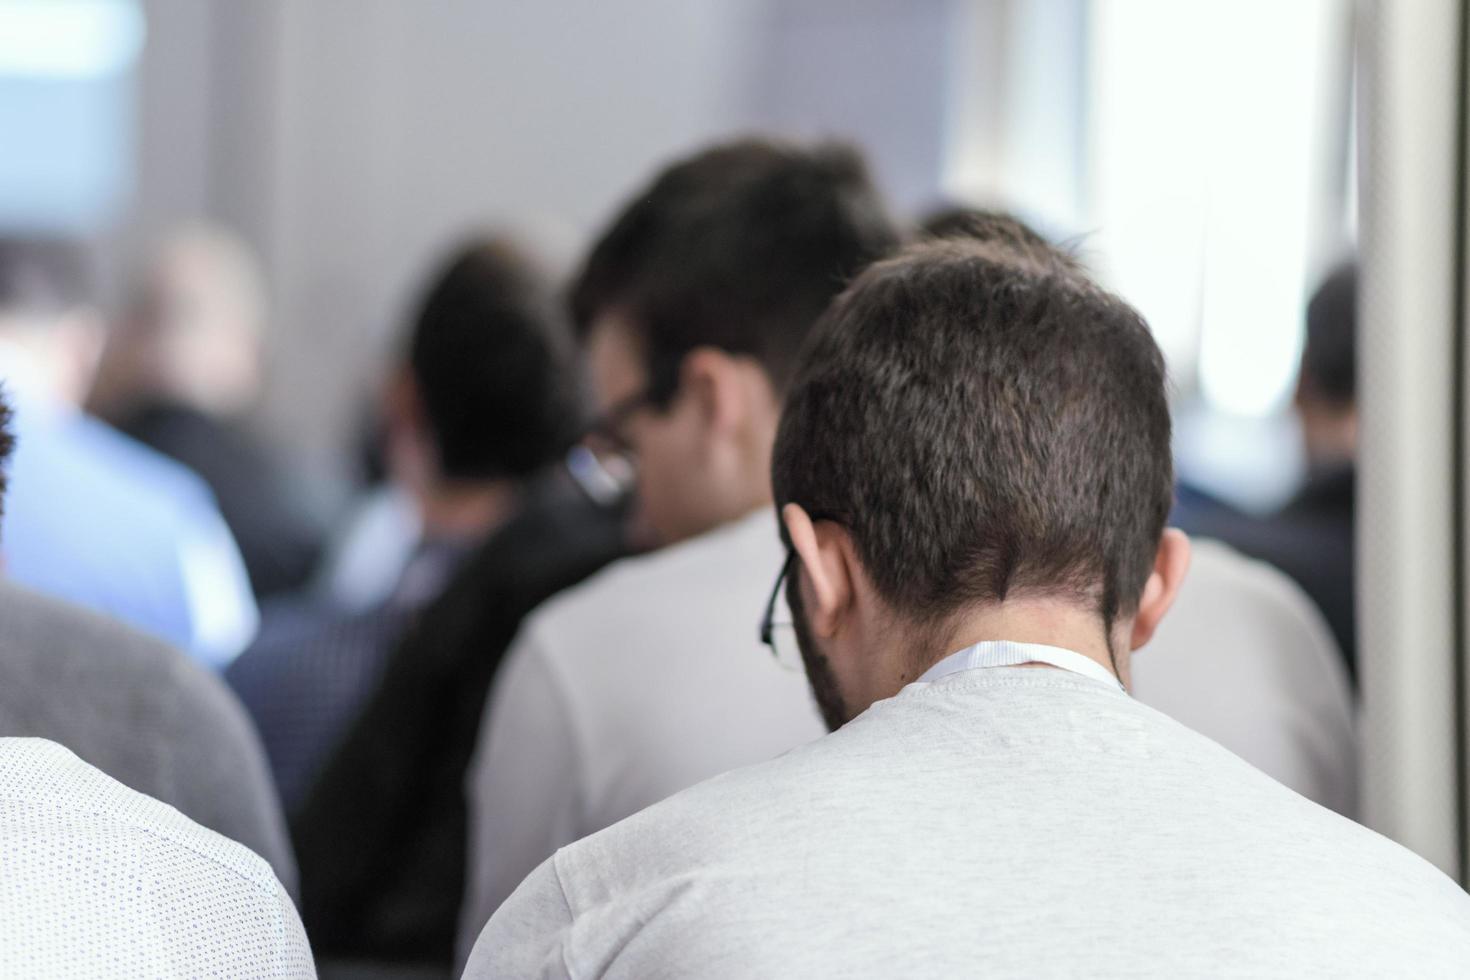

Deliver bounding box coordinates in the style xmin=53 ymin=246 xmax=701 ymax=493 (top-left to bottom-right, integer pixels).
xmin=1301 ymin=261 xmax=1356 ymax=407
xmin=570 ymin=137 xmax=900 ymax=402
xmin=773 ymin=239 xmax=1173 ymax=637
xmin=406 ymin=237 xmax=581 ymax=481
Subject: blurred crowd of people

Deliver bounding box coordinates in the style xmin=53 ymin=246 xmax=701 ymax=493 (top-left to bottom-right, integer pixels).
xmin=1 ymin=134 xmax=1465 ymax=980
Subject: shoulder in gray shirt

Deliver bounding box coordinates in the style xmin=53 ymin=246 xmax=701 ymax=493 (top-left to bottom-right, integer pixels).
xmin=469 ymin=667 xmax=1470 ymax=979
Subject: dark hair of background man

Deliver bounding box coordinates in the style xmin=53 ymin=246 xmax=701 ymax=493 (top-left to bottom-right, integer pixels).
xmin=409 ymin=239 xmax=582 ymax=479
xmin=919 ymin=205 xmax=1083 ymax=275
xmin=1300 ymin=261 xmax=1356 ymax=408
xmin=774 ymin=239 xmax=1174 ymax=643
xmin=570 ymin=137 xmax=900 ymax=399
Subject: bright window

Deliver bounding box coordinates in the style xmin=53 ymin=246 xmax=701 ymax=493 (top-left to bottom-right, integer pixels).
xmin=0 ymin=0 xmax=145 ymax=232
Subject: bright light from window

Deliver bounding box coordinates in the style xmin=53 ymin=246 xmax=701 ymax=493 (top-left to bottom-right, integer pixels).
xmin=1087 ymin=0 xmax=1344 ymax=418
xmin=0 ymin=0 xmax=144 ymax=80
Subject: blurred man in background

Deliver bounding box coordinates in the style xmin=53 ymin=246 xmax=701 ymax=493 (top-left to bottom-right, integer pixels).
xmin=0 ymin=238 xmax=256 ymax=668
xmin=1183 ymin=262 xmax=1358 ymax=676
xmin=467 ymin=239 xmax=1468 ymax=980
xmin=228 ymin=236 xmax=582 ymax=811
xmin=89 ymin=226 xmax=326 ymax=600
xmin=287 ymin=239 xmax=625 ymax=975
xmin=455 ymin=138 xmax=901 ymax=964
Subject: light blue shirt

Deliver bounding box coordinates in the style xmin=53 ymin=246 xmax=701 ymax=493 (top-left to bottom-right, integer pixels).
xmin=2 ymin=383 xmax=257 ymax=669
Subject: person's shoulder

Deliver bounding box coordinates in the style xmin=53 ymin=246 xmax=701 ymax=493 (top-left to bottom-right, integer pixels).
xmin=1185 ymin=538 xmax=1320 ymax=617
xmin=69 ymin=412 xmax=218 ymax=509
xmin=1169 ymin=537 xmax=1343 ymax=662
xmin=0 ymin=738 xmax=286 ymax=898
xmin=1296 ymin=796 xmax=1470 ymax=927
xmin=0 ymin=580 xmax=186 ymax=689
xmin=550 ymin=719 xmax=841 ymax=877
xmin=520 ymin=509 xmax=778 ymax=650
xmin=0 ymin=579 xmax=263 ymax=780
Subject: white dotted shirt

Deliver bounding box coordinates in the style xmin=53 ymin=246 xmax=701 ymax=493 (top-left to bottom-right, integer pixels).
xmin=0 ymin=738 xmax=314 ymax=978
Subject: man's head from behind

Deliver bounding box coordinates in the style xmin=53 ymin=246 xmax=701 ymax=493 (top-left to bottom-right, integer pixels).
xmin=772 ymin=240 xmax=1189 ymax=729
xmin=385 ymin=237 xmax=580 ymax=520
xmin=570 ymin=138 xmax=899 ymax=546
xmin=90 ymin=226 xmax=267 ymax=420
xmin=1296 ymin=261 xmax=1357 ymax=468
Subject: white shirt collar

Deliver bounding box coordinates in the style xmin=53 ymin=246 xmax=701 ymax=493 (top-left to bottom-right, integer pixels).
xmin=916 ymin=639 xmax=1126 ymax=693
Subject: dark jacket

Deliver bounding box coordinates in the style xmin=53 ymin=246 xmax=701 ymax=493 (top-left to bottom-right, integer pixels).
xmin=119 ymin=401 xmax=326 ymax=599
xmin=292 ymin=478 xmax=626 ymax=972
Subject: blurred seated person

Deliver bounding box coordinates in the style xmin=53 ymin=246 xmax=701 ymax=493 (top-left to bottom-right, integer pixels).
xmin=228 ymin=236 xmax=584 ymax=813
xmin=0 ymin=238 xmax=256 ymax=668
xmin=289 ymin=276 xmax=628 ymax=972
xmin=89 ymin=227 xmax=326 ymax=599
xmin=0 ymin=739 xmax=312 ymax=976
xmin=466 ymin=240 xmax=1469 ymax=979
xmin=0 ymin=391 xmax=295 ymax=889
xmin=1181 ymin=262 xmax=1358 ymax=677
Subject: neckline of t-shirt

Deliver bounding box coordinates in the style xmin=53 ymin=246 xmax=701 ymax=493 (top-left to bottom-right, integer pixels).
xmin=898 ymin=665 xmax=1129 ymax=700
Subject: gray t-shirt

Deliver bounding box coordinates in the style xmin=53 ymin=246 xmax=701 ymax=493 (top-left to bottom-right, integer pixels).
xmin=468 ymin=667 xmax=1470 ymax=978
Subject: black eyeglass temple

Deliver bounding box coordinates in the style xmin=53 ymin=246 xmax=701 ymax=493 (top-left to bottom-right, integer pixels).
xmin=759 ymin=550 xmax=796 ymax=647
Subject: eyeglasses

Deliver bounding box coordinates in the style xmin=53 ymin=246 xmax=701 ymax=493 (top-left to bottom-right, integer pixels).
xmin=564 ymin=387 xmax=658 ymax=507
xmin=758 ymin=549 xmax=802 ymax=671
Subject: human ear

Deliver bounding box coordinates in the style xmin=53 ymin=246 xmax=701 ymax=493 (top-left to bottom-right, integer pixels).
xmin=781 ymin=503 xmax=855 ymax=639
xmin=679 ymin=347 xmax=748 ymax=440
xmin=1129 ymin=528 xmax=1191 ymax=650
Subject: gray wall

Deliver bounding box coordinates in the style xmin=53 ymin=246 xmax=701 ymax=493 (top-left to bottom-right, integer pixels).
xmin=127 ymin=0 xmax=962 ymax=472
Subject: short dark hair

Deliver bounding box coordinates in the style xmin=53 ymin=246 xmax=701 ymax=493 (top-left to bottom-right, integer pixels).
xmin=0 ymin=238 xmax=94 ymax=317
xmin=773 ymin=240 xmax=1173 ymax=635
xmin=1301 ymin=261 xmax=1356 ymax=407
xmin=919 ymin=205 xmax=1082 ymax=275
xmin=570 ymin=138 xmax=899 ymax=401
xmin=407 ymin=237 xmax=581 ymax=481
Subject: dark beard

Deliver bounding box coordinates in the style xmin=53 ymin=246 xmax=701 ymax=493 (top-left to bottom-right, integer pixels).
xmin=786 ymin=573 xmax=849 ymax=732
